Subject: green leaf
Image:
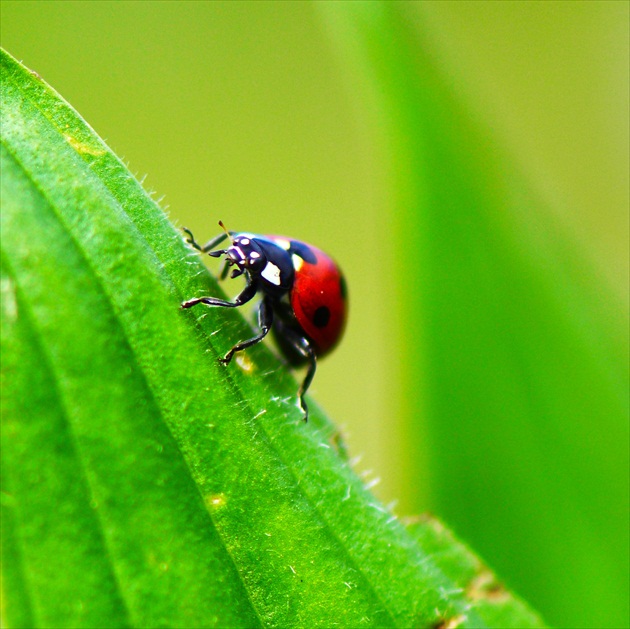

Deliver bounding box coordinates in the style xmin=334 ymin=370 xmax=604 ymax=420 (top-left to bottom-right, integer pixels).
xmin=406 ymin=516 xmax=543 ymax=629
xmin=1 ymin=48 xmax=544 ymax=628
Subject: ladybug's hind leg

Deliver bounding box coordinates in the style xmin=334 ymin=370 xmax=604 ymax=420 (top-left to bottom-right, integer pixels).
xmin=297 ymin=345 xmax=316 ymax=423
xmin=274 ymin=320 xmax=316 ymax=422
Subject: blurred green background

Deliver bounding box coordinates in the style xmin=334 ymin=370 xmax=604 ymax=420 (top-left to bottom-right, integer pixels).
xmin=2 ymin=2 xmax=628 ymax=627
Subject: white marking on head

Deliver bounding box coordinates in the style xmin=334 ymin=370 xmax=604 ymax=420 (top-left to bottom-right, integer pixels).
xmin=292 ymin=253 xmax=304 ymax=271
xmin=250 ymin=251 xmax=260 ymax=259
xmin=274 ymin=238 xmax=291 ymax=251
xmin=261 ymin=261 xmax=282 ymax=285
xmin=240 ymin=238 xmax=250 ymax=246
xmin=232 ymin=246 xmax=245 ymax=261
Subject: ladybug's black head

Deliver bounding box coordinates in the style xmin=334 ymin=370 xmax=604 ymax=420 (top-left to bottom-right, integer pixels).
xmin=209 ymin=233 xmax=267 ymax=279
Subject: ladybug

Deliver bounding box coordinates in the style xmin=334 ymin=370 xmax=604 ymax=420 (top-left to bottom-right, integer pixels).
xmin=181 ymin=221 xmax=347 ymax=422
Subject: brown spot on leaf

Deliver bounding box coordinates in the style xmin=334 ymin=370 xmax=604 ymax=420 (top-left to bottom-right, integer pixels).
xmin=467 ymin=569 xmax=509 ymax=603
xmin=432 ymin=614 xmax=467 ymax=629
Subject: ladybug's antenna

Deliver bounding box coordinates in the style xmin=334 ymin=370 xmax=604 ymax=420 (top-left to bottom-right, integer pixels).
xmin=206 ymin=220 xmax=233 ymax=257
xmin=218 ymin=220 xmax=233 ymax=242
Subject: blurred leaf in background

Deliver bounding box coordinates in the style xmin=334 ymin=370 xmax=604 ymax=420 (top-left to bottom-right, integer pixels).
xmin=2 ymin=1 xmax=628 ymax=627
xmin=323 ymin=2 xmax=629 ymax=628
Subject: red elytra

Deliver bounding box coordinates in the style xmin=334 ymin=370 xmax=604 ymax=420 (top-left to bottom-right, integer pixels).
xmin=287 ymin=242 xmax=347 ymax=356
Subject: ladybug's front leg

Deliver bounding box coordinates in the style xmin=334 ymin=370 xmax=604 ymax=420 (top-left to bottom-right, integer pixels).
xmin=220 ymin=297 xmax=274 ymax=365
xmin=182 ymin=227 xmax=230 ymax=253
xmin=181 ymin=278 xmax=258 ymax=310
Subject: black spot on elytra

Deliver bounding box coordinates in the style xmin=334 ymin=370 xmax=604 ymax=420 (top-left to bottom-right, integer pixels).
xmin=313 ymin=306 xmax=331 ymax=328
xmin=290 ymin=241 xmax=317 ymax=264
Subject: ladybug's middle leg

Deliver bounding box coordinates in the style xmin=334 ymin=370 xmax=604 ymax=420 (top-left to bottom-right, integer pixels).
xmin=221 ymin=296 xmax=274 ymax=365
